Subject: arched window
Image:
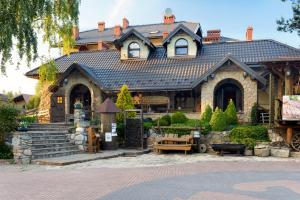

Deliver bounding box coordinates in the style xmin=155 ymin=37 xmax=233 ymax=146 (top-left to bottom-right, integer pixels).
xmin=175 ymin=38 xmax=188 ymax=55
xmin=128 ymin=42 xmax=140 ymax=58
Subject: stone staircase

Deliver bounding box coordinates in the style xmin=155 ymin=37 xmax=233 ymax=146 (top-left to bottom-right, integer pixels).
xmin=28 ymin=123 xmax=81 ymax=160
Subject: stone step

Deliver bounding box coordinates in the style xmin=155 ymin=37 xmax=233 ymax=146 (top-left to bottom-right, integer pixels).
xmin=28 ymin=127 xmax=70 ymax=131
xmin=31 ymin=135 xmax=67 ymax=141
xmin=32 ymin=142 xmax=75 ymax=149
xmin=32 ymin=146 xmax=78 ymax=154
xmin=32 ymin=139 xmax=69 ymax=144
xmin=27 ymin=130 xmax=69 ymax=134
xmin=32 ymin=150 xmax=81 ymax=160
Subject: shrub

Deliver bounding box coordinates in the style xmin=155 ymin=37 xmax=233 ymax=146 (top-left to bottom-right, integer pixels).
xmin=210 ymin=107 xmax=227 ymax=131
xmin=200 ymin=120 xmax=211 ymax=135
xmin=200 ymin=105 xmax=213 ymax=123
xmin=251 ymin=103 xmax=258 ymax=125
xmin=171 ymin=112 xmax=188 ymax=124
xmin=143 ymin=122 xmax=152 ymax=134
xmin=160 ymin=127 xmax=192 ymax=136
xmin=0 ymin=105 xmax=19 ymax=143
xmin=116 ymin=123 xmax=125 ymax=139
xmin=116 ymin=84 xmax=135 ymax=123
xmin=0 ymin=142 xmax=13 ymax=159
xmin=19 ymin=115 xmax=37 ymax=124
xmin=229 ymin=125 xmax=269 ymax=149
xmin=153 ymin=118 xmax=170 ymax=126
xmin=161 ymin=114 xmax=171 ymax=126
xmin=225 ymin=99 xmax=238 ymax=125
xmin=26 ymin=95 xmax=41 ymax=110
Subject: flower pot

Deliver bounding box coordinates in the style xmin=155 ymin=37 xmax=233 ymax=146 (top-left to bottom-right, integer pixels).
xmin=271 ymin=147 xmax=290 ymax=158
xmin=244 ymin=149 xmax=253 ymax=156
xmin=254 ymin=145 xmax=270 ymax=157
xmin=18 ymin=127 xmax=28 ymax=132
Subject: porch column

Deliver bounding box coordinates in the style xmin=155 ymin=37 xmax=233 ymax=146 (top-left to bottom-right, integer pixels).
xmin=268 ymin=73 xmax=275 ymax=126
xmin=285 ymin=65 xmax=293 ymax=144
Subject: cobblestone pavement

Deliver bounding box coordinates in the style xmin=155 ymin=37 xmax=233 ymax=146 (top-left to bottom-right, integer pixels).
xmin=1 ymin=153 xmax=300 ymax=200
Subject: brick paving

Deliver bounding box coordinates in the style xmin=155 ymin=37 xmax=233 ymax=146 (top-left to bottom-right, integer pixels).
xmin=1 ymin=154 xmax=300 ymax=200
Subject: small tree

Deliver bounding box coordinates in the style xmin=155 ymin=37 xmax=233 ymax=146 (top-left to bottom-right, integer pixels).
xmin=251 ymin=103 xmax=258 ymax=125
xmin=200 ymin=105 xmax=213 ymax=123
xmin=116 ymin=84 xmax=135 ymax=122
xmin=225 ymin=99 xmax=238 ymax=125
xmin=210 ymin=107 xmax=227 ymax=131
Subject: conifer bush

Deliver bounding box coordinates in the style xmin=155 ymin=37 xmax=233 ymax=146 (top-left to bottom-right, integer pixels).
xmin=210 ymin=107 xmax=227 ymax=131
xmin=200 ymin=105 xmax=213 ymax=135
xmin=161 ymin=114 xmax=171 ymax=126
xmin=225 ymin=99 xmax=238 ymax=125
xmin=251 ymin=103 xmax=258 ymax=125
xmin=116 ymin=84 xmax=135 ymax=122
xmin=171 ymin=112 xmax=188 ymax=124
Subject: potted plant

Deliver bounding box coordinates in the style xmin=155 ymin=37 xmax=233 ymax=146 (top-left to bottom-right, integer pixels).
xmin=18 ymin=121 xmax=28 ymax=132
xmin=74 ymin=100 xmax=83 ymax=109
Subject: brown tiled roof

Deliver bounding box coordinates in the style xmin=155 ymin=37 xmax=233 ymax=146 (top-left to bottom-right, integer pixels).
xmin=26 ymin=39 xmax=300 ymax=91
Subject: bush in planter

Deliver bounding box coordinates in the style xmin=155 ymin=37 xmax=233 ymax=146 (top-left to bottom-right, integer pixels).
xmin=171 ymin=112 xmax=188 ymax=124
xmin=229 ymin=125 xmax=269 ymax=149
xmin=225 ymin=99 xmax=238 ymax=125
xmin=210 ymin=107 xmax=227 ymax=131
xmin=19 ymin=115 xmax=37 ymax=124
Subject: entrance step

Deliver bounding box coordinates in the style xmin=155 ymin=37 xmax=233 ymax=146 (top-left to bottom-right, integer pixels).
xmin=27 ymin=123 xmax=81 ymax=160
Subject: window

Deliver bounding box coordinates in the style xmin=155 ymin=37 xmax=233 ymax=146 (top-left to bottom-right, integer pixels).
xmin=175 ymin=38 xmax=188 ymax=55
xmin=128 ymin=42 xmax=140 ymax=58
xmin=57 ymin=96 xmax=63 ymax=104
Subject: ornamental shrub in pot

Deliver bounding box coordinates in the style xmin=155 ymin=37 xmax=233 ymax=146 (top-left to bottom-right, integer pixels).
xmin=171 ymin=112 xmax=188 ymax=124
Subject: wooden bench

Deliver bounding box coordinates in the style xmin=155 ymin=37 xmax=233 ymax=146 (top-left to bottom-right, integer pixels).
xmin=154 ymin=134 xmax=193 ymax=155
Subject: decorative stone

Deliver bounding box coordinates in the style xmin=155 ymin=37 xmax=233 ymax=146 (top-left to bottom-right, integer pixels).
xmin=271 ymin=147 xmax=290 ymax=158
xmin=268 ymin=129 xmax=284 ymax=143
xmin=254 ymin=144 xmax=270 ymax=157
xmin=23 ymin=149 xmax=32 ymax=156
xmin=21 ymin=157 xmax=31 ymax=165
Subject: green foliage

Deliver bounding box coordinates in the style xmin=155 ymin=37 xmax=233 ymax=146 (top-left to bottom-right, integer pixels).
xmin=143 ymin=122 xmax=153 ymax=133
xmin=277 ymin=0 xmax=300 ymax=36
xmin=161 ymin=114 xmax=171 ymax=126
xmin=19 ymin=115 xmax=37 ymax=124
xmin=153 ymin=118 xmax=170 ymax=126
xmin=0 ymin=142 xmax=13 ymax=159
xmin=38 ymin=60 xmax=58 ymax=85
xmin=26 ymin=95 xmax=41 ymax=110
xmin=116 ymin=85 xmax=135 ymax=122
xmin=0 ymin=1 xmax=80 ymax=74
xmin=171 ymin=112 xmax=188 ymax=124
xmin=200 ymin=120 xmax=211 ymax=135
xmin=224 ymin=99 xmax=238 ymax=125
xmin=229 ymin=125 xmax=269 ymax=149
xmin=160 ymin=127 xmax=193 ymax=137
xmin=210 ymin=107 xmax=227 ymax=131
xmin=251 ymin=103 xmax=258 ymax=125
xmin=116 ymin=123 xmax=125 ymax=139
xmin=0 ymin=104 xmax=19 ymax=142
xmin=200 ymin=105 xmax=213 ymax=123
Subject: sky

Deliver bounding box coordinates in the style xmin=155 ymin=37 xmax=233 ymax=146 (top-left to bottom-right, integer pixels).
xmin=0 ymin=0 xmax=299 ymax=95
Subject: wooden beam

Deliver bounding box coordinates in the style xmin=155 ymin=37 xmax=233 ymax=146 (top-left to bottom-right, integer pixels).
xmin=284 ymin=66 xmax=293 ymax=95
xmin=287 ymin=127 xmax=293 ymax=145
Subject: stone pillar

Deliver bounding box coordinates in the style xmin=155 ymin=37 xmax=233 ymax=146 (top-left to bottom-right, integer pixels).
xmin=12 ymin=132 xmax=32 ymax=164
xmin=70 ymin=107 xmax=88 ymax=151
xmin=74 ymin=108 xmax=85 ymax=127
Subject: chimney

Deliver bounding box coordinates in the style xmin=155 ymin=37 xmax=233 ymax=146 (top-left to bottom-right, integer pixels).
xmin=122 ymin=17 xmax=129 ymax=30
xmin=98 ymin=21 xmax=105 ymax=32
xmin=72 ymin=26 xmax=79 ymax=40
xmin=162 ymin=31 xmax=169 ymax=39
xmin=97 ymin=41 xmax=108 ymax=50
xmin=163 ymin=8 xmax=175 ymax=24
xmin=205 ymin=29 xmax=221 ymax=42
xmin=114 ymin=25 xmax=122 ymax=37
xmin=246 ymin=26 xmax=253 ymax=41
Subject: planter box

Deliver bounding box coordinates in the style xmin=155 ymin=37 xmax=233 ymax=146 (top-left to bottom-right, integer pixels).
xmin=254 ymin=145 xmax=270 ymax=157
xmin=271 ymin=147 xmax=290 ymax=158
xmin=244 ymin=149 xmax=253 ymax=156
xmin=211 ymin=144 xmax=245 ymax=156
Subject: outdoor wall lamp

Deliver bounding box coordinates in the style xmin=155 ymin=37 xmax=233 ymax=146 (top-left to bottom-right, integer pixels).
xmin=64 ymin=78 xmax=68 ymax=85
xmin=243 ymin=72 xmax=248 ymax=78
xmin=210 ymin=73 xmax=215 ymax=79
xmin=286 ymin=69 xmax=291 ymax=76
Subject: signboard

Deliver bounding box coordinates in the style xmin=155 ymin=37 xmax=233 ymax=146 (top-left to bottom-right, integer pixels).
xmin=193 ymin=131 xmax=200 ymax=138
xmin=282 ymin=95 xmax=300 ymax=121
xmin=105 ymin=132 xmax=112 ymax=142
xmin=112 ymin=123 xmax=117 ymax=133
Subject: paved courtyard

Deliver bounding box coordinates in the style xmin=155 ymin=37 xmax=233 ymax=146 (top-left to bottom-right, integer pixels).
xmin=1 ymin=153 xmax=300 ymax=200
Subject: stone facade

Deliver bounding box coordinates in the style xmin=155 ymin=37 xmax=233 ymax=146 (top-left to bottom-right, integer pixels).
xmin=201 ymin=64 xmax=258 ymax=122
xmin=12 ymin=132 xmax=32 ymax=164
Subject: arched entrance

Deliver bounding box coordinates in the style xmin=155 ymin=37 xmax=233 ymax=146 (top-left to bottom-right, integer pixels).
xmin=214 ymin=79 xmax=243 ymax=112
xmin=69 ymin=84 xmax=92 ymax=119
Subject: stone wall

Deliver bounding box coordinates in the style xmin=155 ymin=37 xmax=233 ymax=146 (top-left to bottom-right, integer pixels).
xmin=38 ymin=83 xmax=52 ymax=123
xmin=12 ymin=132 xmax=32 ymax=164
xmin=201 ymin=65 xmax=258 ymax=122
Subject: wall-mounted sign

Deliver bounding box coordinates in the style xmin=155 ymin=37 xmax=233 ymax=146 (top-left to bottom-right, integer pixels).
xmin=105 ymin=132 xmax=112 ymax=142
xmin=112 ymin=123 xmax=117 ymax=133
xmin=282 ymin=95 xmax=300 ymax=121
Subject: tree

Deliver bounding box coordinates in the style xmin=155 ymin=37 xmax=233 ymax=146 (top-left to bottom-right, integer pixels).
xmin=0 ymin=1 xmax=81 ymax=74
xmin=200 ymin=105 xmax=213 ymax=123
xmin=277 ymin=0 xmax=300 ymax=36
xmin=116 ymin=84 xmax=135 ymax=122
xmin=224 ymin=99 xmax=238 ymax=125
xmin=251 ymin=103 xmax=259 ymax=125
xmin=210 ymin=107 xmax=227 ymax=131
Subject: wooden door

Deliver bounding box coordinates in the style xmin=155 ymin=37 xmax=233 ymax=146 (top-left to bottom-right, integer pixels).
xmin=50 ymin=94 xmax=66 ymax=122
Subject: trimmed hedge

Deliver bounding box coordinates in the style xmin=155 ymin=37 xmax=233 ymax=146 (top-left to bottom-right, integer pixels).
xmin=0 ymin=105 xmax=19 ymax=142
xmin=160 ymin=127 xmax=194 ymax=136
xmin=171 ymin=112 xmax=188 ymax=124
xmin=0 ymin=142 xmax=13 ymax=159
xmin=161 ymin=114 xmax=171 ymax=126
xmin=229 ymin=125 xmax=269 ymax=149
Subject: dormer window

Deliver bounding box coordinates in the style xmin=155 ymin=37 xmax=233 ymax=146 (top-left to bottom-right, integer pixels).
xmin=175 ymin=38 xmax=188 ymax=55
xmin=128 ymin=42 xmax=140 ymax=58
